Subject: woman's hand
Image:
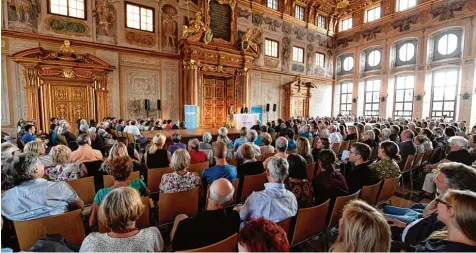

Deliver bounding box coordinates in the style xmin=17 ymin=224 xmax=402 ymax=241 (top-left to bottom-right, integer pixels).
xmin=387 ymin=218 xmax=406 ymax=228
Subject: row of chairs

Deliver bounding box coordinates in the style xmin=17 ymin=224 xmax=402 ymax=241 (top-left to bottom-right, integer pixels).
xmin=399 ymin=147 xmax=442 ymax=190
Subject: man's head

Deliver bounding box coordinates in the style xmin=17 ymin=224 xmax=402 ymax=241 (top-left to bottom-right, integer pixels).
xmin=171 ymin=133 xmax=182 ymax=144
xmin=400 ymin=129 xmax=415 ymax=142
xmin=246 ymin=130 xmax=258 ymax=143
xmin=208 ymin=178 xmax=234 ymax=210
xmin=434 ymin=162 xmax=476 ymax=194
xmin=447 ymin=136 xmax=468 ymax=152
xmin=76 ymin=133 xmax=91 ymax=146
xmin=50 ymin=117 xmax=57 ymax=124
xmin=285 ymin=129 xmax=295 ymax=140
xmin=212 ymin=141 xmax=227 ymax=160
xmin=24 ymin=124 xmax=35 ymax=134
xmin=328 ymin=125 xmax=337 ymax=133
xmin=1 ymin=143 xmax=20 ymax=159
xmin=349 ymin=142 xmax=371 ymax=164
xmin=267 ymin=157 xmax=289 ymax=183
xmin=188 ymin=138 xmax=200 ymax=151
xmin=275 ymin=137 xmax=288 ymax=153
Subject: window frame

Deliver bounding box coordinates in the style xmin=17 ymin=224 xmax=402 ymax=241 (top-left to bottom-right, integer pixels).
xmin=365 ymin=6 xmax=381 ymax=23
xmin=430 ymin=68 xmax=459 ymax=121
xmin=340 ymin=81 xmax=353 ymax=116
xmin=292 ymin=46 xmax=304 ymax=63
xmin=264 ymin=38 xmax=279 ymax=58
xmin=393 ymin=73 xmax=415 ymax=119
xmin=295 ymin=5 xmax=305 ymax=21
xmin=47 ymin=0 xmax=87 ymax=20
xmin=125 ymin=1 xmax=155 ymax=33
xmin=364 ymin=48 xmax=382 ymax=71
xmin=341 ymin=17 xmax=352 ymax=31
xmin=396 ymin=0 xmax=417 ymax=12
xmin=267 ymin=0 xmax=279 ymax=10
xmin=340 ymin=55 xmax=354 ymax=75
xmin=364 ymin=78 xmax=381 ymax=117
xmin=316 ymin=52 xmax=325 ymax=68
xmin=317 ymin=15 xmax=326 ymax=29
xmin=395 ymin=40 xmax=417 ymax=66
xmin=432 ymin=29 xmax=463 ymax=61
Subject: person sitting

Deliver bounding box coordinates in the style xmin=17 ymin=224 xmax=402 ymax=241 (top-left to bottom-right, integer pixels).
xmin=61 ymin=123 xmax=78 ymax=148
xmin=199 ymin=132 xmax=213 ymax=162
xmin=89 ymin=156 xmax=150 ymax=227
xmin=80 ymin=187 xmax=163 ymax=252
xmin=311 ymin=137 xmax=330 ymax=164
xmin=259 ymin=133 xmax=275 ymax=155
xmin=422 ymin=136 xmax=476 ymax=196
xmin=398 ymin=129 xmax=416 ymax=168
xmin=0 ymin=143 xmax=20 ymax=165
xmin=20 ymin=124 xmax=36 ymax=144
xmin=116 ymin=137 xmax=140 ymax=161
xmin=380 ymin=128 xmax=391 ymax=142
xmin=69 ymin=134 xmax=103 ymax=163
xmin=235 ymin=157 xmax=297 ymax=223
xmin=168 ymin=133 xmax=187 ymax=155
xmin=286 ymin=154 xmax=314 ymax=208
xmin=115 ymin=119 xmax=126 ymax=132
xmin=344 ymin=125 xmax=358 ymax=141
xmin=263 ymin=137 xmax=288 ymax=168
xmin=250 ymin=120 xmax=261 ymax=131
xmin=165 ymin=119 xmax=173 ymax=129
xmin=313 ymin=149 xmax=349 ymax=205
xmin=44 ymin=145 xmax=87 ymax=181
xmin=362 ymin=130 xmax=377 ymax=148
xmin=254 ymin=125 xmax=267 ymax=146
xmin=1 ymin=152 xmax=84 ymax=221
xmin=187 ymin=138 xmax=207 ymax=164
xmin=233 ymin=127 xmax=248 ymax=150
xmin=237 ymin=217 xmax=290 ymax=252
xmin=100 ymin=143 xmax=142 ymax=173
xmin=23 ymin=141 xmax=54 ymax=168
xmin=414 ymin=135 xmax=426 ymax=153
xmin=346 ymin=142 xmax=380 ymax=194
xmin=369 ymin=140 xmax=402 ymax=180
xmin=234 ymin=130 xmax=261 ymax=160
xmin=299 ymin=124 xmax=313 ymax=139
xmin=145 ymin=134 xmax=170 ymax=169
xmin=285 ymin=129 xmax=297 ymax=151
xmin=328 ymin=125 xmax=342 ymax=145
xmin=201 ymin=142 xmax=237 ymax=185
xmin=160 ymin=149 xmax=200 ymax=193
xmin=331 ymin=200 xmax=391 ymax=252
xmin=171 ymin=178 xmax=240 ymax=251
xmin=296 ymin=137 xmax=314 ymax=164
xmin=413 ymin=189 xmax=476 ymax=252
xmin=420 ymin=128 xmax=435 ymax=151
xmin=96 ymin=122 xmax=116 ymax=146
xmin=124 ymin=120 xmax=148 ymax=145
xmin=237 ymin=143 xmax=265 ymax=178
xmin=217 ymin=127 xmax=234 ymax=149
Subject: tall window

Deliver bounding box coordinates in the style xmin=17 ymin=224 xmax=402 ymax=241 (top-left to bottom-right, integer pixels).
xmin=394 ymin=74 xmax=415 ymax=118
xmin=365 ymin=6 xmax=381 ymax=22
xmin=292 ymin=47 xmax=304 ymax=63
xmin=340 ymin=82 xmax=353 ymax=115
xmin=316 ymin=52 xmax=325 ymax=67
xmin=431 ymin=69 xmax=459 ymax=120
xmin=397 ymin=0 xmax=416 ymax=12
xmin=264 ymin=39 xmax=279 ymax=58
xmin=295 ymin=5 xmax=305 ymax=21
xmin=364 ymin=79 xmax=381 ymax=116
xmin=49 ymin=0 xmax=85 ymax=19
xmin=267 ymin=0 xmax=279 ymax=10
xmin=126 ymin=2 xmax=154 ymax=32
xmin=341 ymin=17 xmax=352 ymax=31
xmin=317 ymin=15 xmax=326 ymax=29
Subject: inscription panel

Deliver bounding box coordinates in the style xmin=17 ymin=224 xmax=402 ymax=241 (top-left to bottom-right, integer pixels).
xmin=209 ymin=0 xmax=232 ymax=42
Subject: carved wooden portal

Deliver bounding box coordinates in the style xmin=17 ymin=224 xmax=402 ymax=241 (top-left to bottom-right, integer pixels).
xmin=202 ymin=76 xmax=235 ymax=128
xmin=11 ymin=43 xmax=114 ymax=133
xmin=283 ymin=79 xmax=315 ymax=119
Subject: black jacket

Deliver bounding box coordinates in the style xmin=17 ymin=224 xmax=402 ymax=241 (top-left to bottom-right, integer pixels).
xmin=346 ymin=162 xmax=379 ymax=194
xmin=398 ymin=140 xmax=416 ymax=167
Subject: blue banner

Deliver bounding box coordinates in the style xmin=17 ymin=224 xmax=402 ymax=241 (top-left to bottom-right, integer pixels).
xmin=250 ymin=106 xmax=263 ymax=123
xmin=184 ymin=105 xmax=198 ymax=129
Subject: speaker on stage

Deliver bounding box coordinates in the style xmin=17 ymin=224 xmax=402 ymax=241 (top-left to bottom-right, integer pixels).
xmin=145 ymin=99 xmax=151 ymax=111
xmin=157 ymin=99 xmax=161 ymax=111
xmin=266 ymin=104 xmax=270 ymax=112
xmin=273 ymin=104 xmax=277 ymax=112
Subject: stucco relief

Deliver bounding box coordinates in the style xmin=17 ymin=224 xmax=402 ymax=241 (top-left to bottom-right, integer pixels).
xmin=162 ymin=72 xmax=179 ymax=120
xmin=121 ymin=55 xmax=160 ymax=66
xmin=250 ymin=72 xmax=262 ymax=107
xmin=124 ymin=69 xmax=160 ymax=119
xmin=13 ymin=64 xmax=28 ymax=120
xmin=1 ymin=56 xmax=11 ymax=126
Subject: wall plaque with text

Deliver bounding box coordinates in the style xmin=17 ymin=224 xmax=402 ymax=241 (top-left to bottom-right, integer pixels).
xmin=209 ymin=0 xmax=232 ymax=42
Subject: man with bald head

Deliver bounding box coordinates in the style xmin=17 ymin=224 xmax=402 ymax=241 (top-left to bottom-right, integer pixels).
xmin=398 ymin=129 xmax=416 ymax=167
xmin=171 ymin=178 xmax=240 ymax=251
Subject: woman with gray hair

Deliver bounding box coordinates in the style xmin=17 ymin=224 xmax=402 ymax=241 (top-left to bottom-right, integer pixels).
xmin=217 ymin=127 xmax=233 ymax=149
xmin=380 ymin=128 xmax=391 ymax=142
xmin=1 ymin=152 xmax=84 ymax=220
xmin=200 ymin=132 xmax=214 ymax=162
xmin=188 ymin=138 xmax=207 ymax=164
xmin=159 ymin=149 xmax=201 ymax=193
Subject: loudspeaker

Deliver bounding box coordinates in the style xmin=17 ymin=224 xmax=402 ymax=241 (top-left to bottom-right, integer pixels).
xmin=273 ymin=104 xmax=277 ymax=112
xmin=157 ymin=99 xmax=161 ymax=111
xmin=266 ymin=104 xmax=270 ymax=112
xmin=244 ymin=107 xmax=249 ymax=113
xmin=145 ymin=99 xmax=151 ymax=111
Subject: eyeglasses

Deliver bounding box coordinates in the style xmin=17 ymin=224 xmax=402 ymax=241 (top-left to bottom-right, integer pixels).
xmin=435 ymin=198 xmax=452 ymax=208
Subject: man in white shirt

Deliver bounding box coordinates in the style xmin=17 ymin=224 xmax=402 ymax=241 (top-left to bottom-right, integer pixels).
xmin=125 ymin=120 xmax=148 ymax=144
xmin=328 ymin=125 xmax=342 ymax=144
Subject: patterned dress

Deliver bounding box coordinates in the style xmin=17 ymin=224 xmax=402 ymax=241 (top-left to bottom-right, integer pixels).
xmin=369 ymin=158 xmax=402 ymax=179
xmin=285 ymin=180 xmax=314 ymax=208
xmin=159 ymin=171 xmax=201 ymax=193
xmin=44 ymin=163 xmax=87 ymax=181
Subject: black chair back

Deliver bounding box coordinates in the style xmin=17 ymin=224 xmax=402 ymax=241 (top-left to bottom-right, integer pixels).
xmin=83 ymin=160 xmax=105 ymax=192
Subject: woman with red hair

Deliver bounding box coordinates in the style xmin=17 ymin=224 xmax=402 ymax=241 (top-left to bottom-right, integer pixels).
xmin=238 ymin=218 xmax=289 ymax=252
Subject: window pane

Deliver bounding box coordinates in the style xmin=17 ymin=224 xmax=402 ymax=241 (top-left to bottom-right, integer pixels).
xmin=395 ymin=103 xmax=403 ymax=110
xmin=444 ymin=87 xmax=456 ymax=100
xmin=367 ymin=50 xmax=381 ymax=67
xmin=438 ymin=34 xmax=458 ymax=55
xmin=433 ymin=87 xmax=444 ymax=100
xmin=343 ymin=56 xmax=354 ymax=71
xmin=444 ymin=102 xmax=454 ymax=111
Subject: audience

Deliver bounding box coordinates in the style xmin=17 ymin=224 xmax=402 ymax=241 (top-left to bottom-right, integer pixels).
xmin=234 ymin=130 xmax=261 ymax=159
xmin=2 ymin=152 xmax=84 ymax=220
xmin=233 ymin=127 xmax=248 ymax=150
xmin=369 ymin=140 xmax=402 ymax=179
xmin=145 ymin=134 xmax=170 ymax=168
xmin=100 ymin=143 xmax=142 ymax=173
xmin=160 ymin=149 xmax=200 ymax=193
xmin=313 ymin=149 xmax=349 ymax=205
xmin=235 ymin=157 xmax=297 ymax=223
xmin=296 ymin=137 xmax=314 ymax=164
xmin=199 ymin=132 xmax=214 ymax=161
xmin=345 ymin=125 xmax=358 ymax=141
xmin=201 ymin=141 xmax=237 ymax=185
xmin=286 ymin=154 xmax=314 ymax=208
xmin=171 ymin=178 xmax=240 ymax=251
xmin=237 ymin=143 xmax=265 ymax=180
xmin=311 ymin=137 xmax=330 ymax=163
xmin=187 ymin=138 xmax=207 ymax=164
xmin=237 ymin=217 xmax=290 ymax=252
xmin=286 ymin=129 xmax=297 ymax=151
xmin=69 ymin=134 xmax=103 ymax=163
xmin=168 ymin=133 xmax=187 ymax=155
xmin=124 ymin=120 xmax=148 ymax=145
xmin=347 ymin=142 xmax=380 ymax=194
xmin=398 ymin=129 xmax=416 ymax=167
xmin=20 ymin=124 xmax=36 ymax=144
xmin=23 ymin=140 xmax=54 ymax=168
xmin=45 ymin=145 xmax=87 ymax=181
xmin=263 ymin=137 xmax=288 ymax=168
xmin=328 ymin=125 xmax=342 ymax=144
xmin=259 ymin=132 xmax=275 ymax=154
xmin=362 ymin=130 xmax=377 ymax=148
xmin=80 ymin=187 xmax=163 ymax=252
xmin=254 ymin=125 xmax=267 ymax=146
xmin=217 ymin=127 xmax=234 ymax=149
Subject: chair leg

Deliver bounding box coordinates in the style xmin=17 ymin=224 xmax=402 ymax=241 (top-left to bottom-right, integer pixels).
xmin=324 ymin=230 xmax=329 ymax=251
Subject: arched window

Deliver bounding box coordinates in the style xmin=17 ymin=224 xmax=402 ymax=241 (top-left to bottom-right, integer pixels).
xmin=432 ymin=29 xmax=463 ymax=61
xmin=395 ymin=40 xmax=417 ymax=67
xmin=437 ymin=34 xmax=458 ymax=55
xmin=431 ymin=69 xmax=459 ymax=120
xmin=394 ymin=74 xmax=415 ymax=119
xmin=399 ymin=43 xmax=415 ymax=62
xmin=364 ymin=49 xmax=382 ymax=71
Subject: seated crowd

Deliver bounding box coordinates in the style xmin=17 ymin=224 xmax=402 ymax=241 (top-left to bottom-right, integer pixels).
xmin=2 ymin=115 xmax=476 ymax=252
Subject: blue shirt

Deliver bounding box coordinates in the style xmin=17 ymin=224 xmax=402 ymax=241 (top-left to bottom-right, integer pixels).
xmin=254 ymin=134 xmax=263 ymax=146
xmin=299 ymin=132 xmax=313 ymax=139
xmin=287 ymin=139 xmax=297 ymax=151
xmin=239 ymin=183 xmax=297 ymax=223
xmin=201 ymin=164 xmax=237 ymax=185
xmin=1 ymin=178 xmax=78 ymax=221
xmin=233 ymin=137 xmax=247 ymax=149
xmin=168 ymin=143 xmax=187 ymax=155
xmin=116 ymin=125 xmax=125 ymax=131
xmin=21 ymin=132 xmax=36 ymax=144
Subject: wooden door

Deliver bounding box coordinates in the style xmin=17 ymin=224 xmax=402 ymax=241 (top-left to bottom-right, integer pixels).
xmin=203 ymin=77 xmax=226 ymax=128
xmin=50 ymin=84 xmax=93 ymax=133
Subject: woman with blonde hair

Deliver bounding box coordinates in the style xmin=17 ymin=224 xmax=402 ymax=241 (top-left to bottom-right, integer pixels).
xmin=24 ymin=141 xmax=54 ymax=168
xmin=415 ymin=189 xmax=476 ymax=251
xmin=332 ymin=200 xmax=391 ymax=252
xmin=159 ymin=149 xmax=200 ymax=193
xmin=45 ymin=145 xmax=87 ymax=181
xmin=145 ymin=134 xmax=170 ymax=169
xmin=296 ymin=137 xmax=314 ymax=164
xmin=81 ymin=187 xmax=163 ymax=252
xmin=100 ymin=142 xmax=142 ymax=172
xmin=259 ymin=132 xmax=274 ymax=155
xmin=362 ymin=130 xmax=377 ymax=148
xmin=217 ymin=127 xmax=233 ymax=149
